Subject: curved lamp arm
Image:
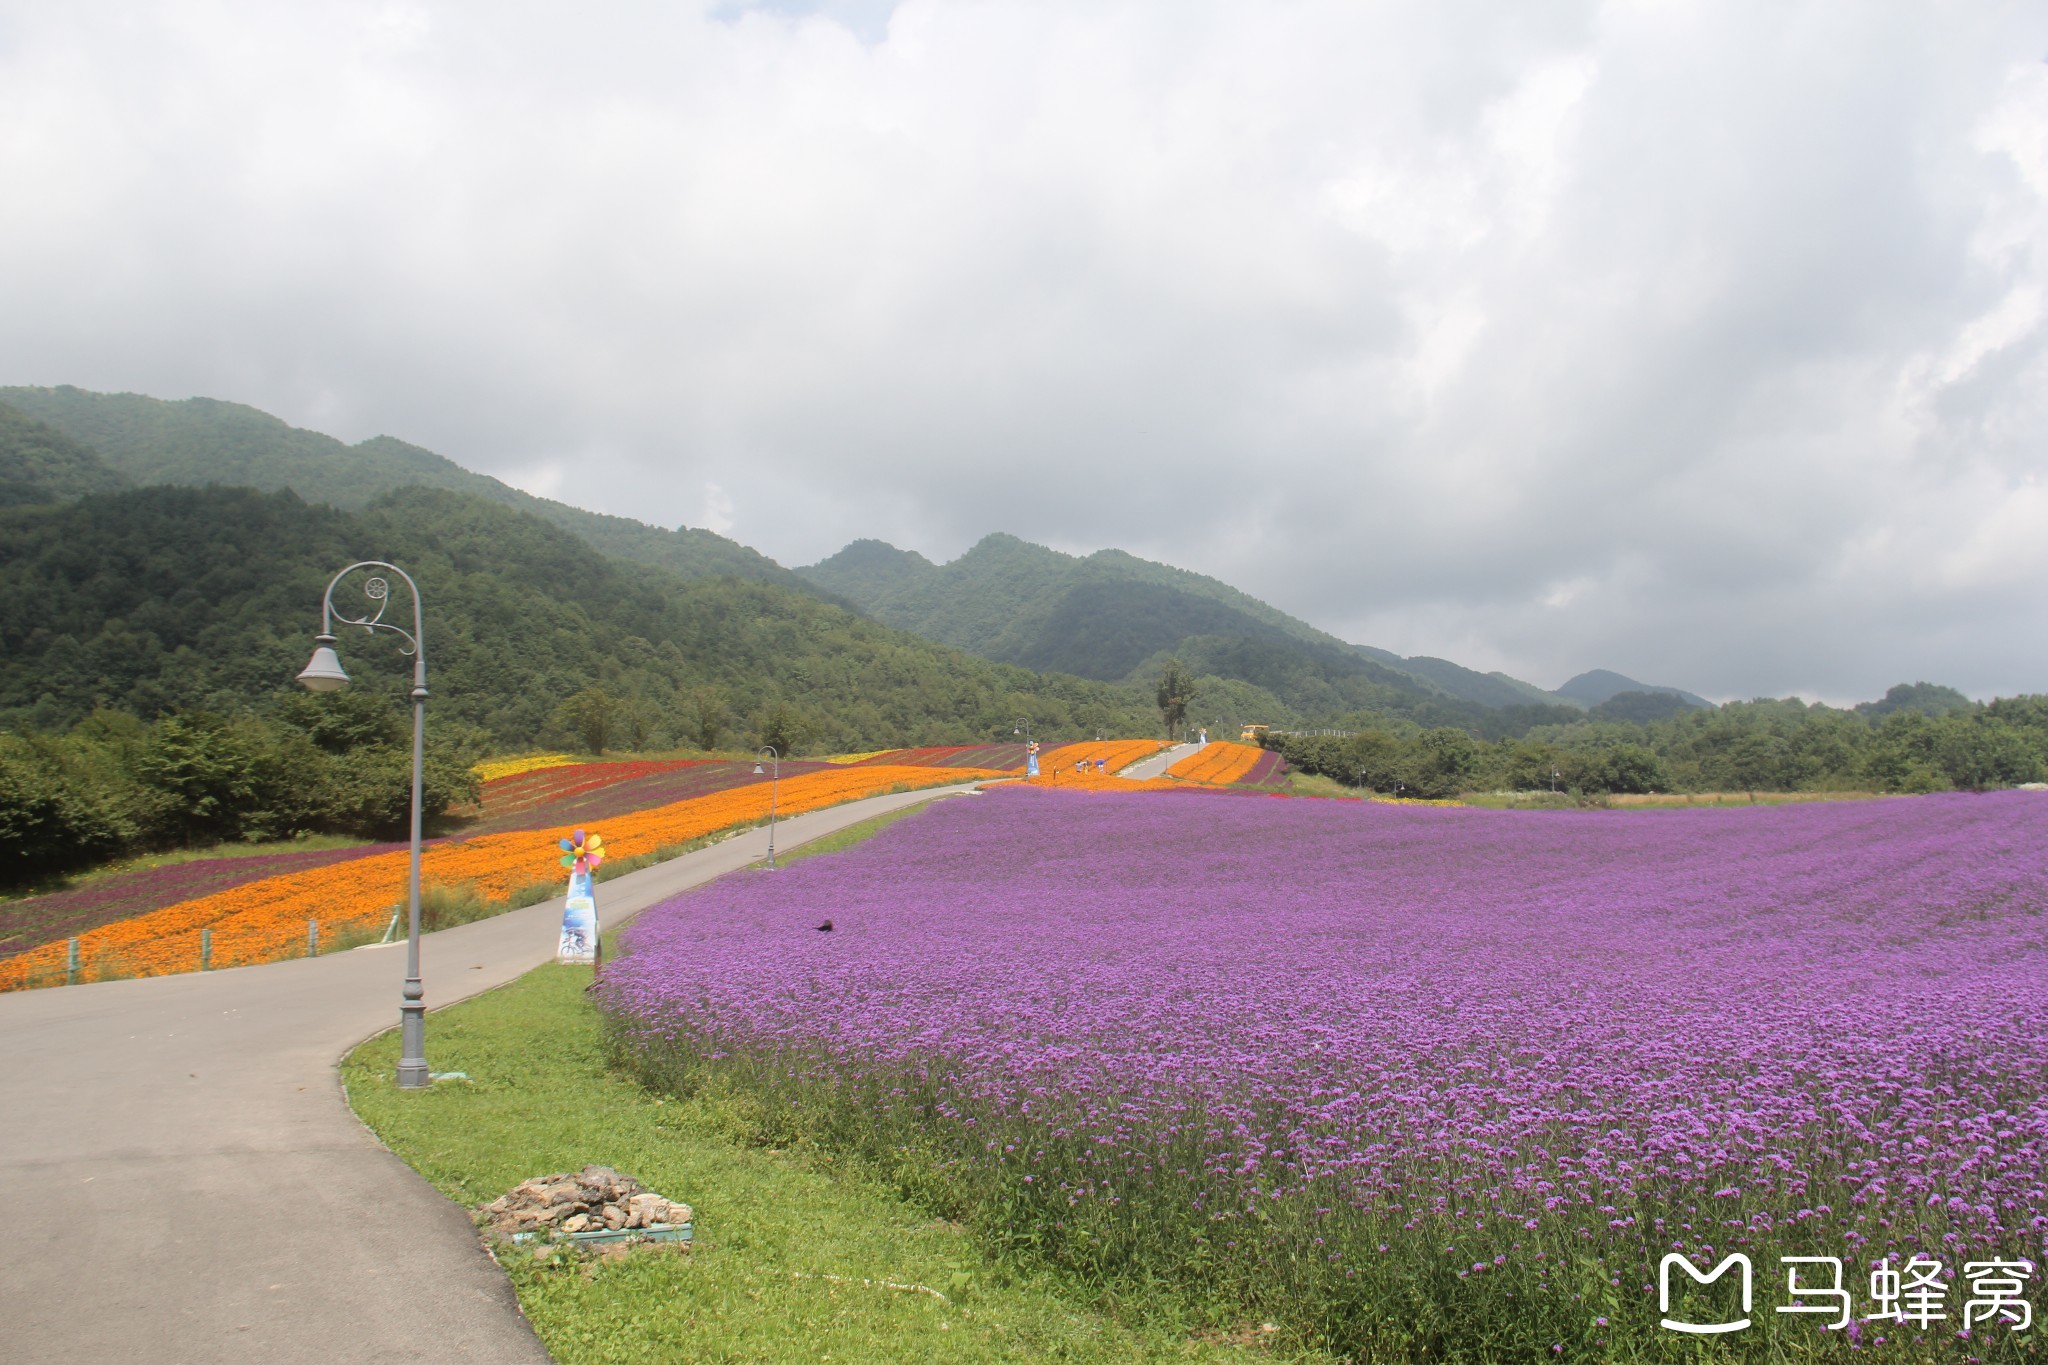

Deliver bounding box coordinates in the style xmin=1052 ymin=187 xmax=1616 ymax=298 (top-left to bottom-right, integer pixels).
xmin=300 ymin=561 xmax=427 ymax=697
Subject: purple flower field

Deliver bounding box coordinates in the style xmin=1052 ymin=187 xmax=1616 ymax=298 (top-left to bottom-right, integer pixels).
xmin=602 ymin=789 xmax=2048 ymax=1357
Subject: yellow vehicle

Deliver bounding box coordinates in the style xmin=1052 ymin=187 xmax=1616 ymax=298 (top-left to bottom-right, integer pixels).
xmin=1240 ymin=723 xmax=1270 ymax=744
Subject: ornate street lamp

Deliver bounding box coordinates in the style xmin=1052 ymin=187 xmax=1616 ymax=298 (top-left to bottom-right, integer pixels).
xmin=1012 ymin=716 xmax=1033 ymax=780
xmin=298 ymin=562 xmax=432 ymax=1089
xmin=752 ymin=746 xmax=780 ymax=869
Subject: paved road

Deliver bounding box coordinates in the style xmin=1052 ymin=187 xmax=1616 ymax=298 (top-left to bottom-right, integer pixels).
xmin=1119 ymin=742 xmax=1200 ymax=779
xmin=0 ymin=783 xmax=983 ymax=1364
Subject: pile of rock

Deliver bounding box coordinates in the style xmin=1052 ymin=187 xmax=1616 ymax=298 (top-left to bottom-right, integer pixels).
xmin=477 ymin=1164 xmax=693 ymax=1241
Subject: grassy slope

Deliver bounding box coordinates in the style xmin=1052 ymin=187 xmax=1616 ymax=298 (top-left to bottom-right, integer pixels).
xmin=343 ymin=963 xmax=1326 ymax=1364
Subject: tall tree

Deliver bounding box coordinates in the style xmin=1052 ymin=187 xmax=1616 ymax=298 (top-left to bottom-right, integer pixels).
xmin=1155 ymin=657 xmax=1194 ymax=738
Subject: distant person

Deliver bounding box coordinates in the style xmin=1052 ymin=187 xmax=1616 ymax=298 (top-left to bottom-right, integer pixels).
xmin=1198 ymin=728 xmax=1208 ymax=746
xmin=1095 ymin=757 xmax=1106 ymax=773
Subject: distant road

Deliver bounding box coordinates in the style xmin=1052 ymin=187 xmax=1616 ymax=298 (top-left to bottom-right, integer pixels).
xmin=1120 ymin=742 xmax=1200 ymax=780
xmin=0 ymin=782 xmax=984 ymax=1364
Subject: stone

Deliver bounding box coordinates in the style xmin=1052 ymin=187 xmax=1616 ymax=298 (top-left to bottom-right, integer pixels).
xmin=477 ymin=1169 xmax=690 ymax=1245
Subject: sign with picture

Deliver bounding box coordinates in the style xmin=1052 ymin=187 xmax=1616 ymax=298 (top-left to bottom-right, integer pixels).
xmin=557 ymin=829 xmax=604 ymax=964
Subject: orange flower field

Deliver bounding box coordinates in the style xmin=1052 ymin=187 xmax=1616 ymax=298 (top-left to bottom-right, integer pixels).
xmin=1167 ymin=740 xmax=1267 ymax=784
xmin=1034 ymin=739 xmax=1167 ymax=775
xmin=0 ymin=763 xmax=1000 ymax=990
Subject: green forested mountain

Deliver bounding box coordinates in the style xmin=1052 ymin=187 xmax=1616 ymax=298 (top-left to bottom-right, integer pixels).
xmin=1554 ymin=668 xmax=1711 ymax=709
xmin=1854 ymin=681 xmax=1976 ymax=718
xmin=0 ymin=387 xmax=822 ymax=596
xmin=0 ymin=484 xmax=1152 ymax=751
xmin=799 ymin=533 xmax=1574 ymax=726
xmin=0 ymin=403 xmax=129 ymax=507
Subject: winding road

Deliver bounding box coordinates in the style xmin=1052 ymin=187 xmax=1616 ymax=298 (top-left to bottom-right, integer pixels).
xmin=1118 ymin=741 xmax=1199 ymax=779
xmin=0 ymin=783 xmax=983 ymax=1364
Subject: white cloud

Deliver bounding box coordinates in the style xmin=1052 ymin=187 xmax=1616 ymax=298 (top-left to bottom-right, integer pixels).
xmin=0 ymin=1 xmax=2044 ymax=699
xmin=699 ymin=481 xmax=736 ymax=537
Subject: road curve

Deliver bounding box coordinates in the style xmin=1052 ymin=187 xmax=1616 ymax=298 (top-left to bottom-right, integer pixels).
xmin=0 ymin=782 xmax=984 ymax=1364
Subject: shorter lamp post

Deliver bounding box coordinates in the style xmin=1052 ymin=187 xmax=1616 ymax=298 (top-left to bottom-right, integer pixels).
xmin=297 ymin=561 xmax=432 ymax=1090
xmin=1550 ymin=767 xmax=1561 ymax=794
xmin=752 ymin=746 xmax=780 ymax=869
xmin=1012 ymin=717 xmax=1032 ymax=779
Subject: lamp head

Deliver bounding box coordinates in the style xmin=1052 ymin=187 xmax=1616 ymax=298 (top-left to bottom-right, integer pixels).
xmin=753 ymin=762 xmax=764 ymax=775
xmin=297 ymin=635 xmax=350 ymax=692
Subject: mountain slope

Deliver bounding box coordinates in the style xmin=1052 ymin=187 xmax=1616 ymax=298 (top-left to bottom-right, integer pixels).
xmin=1555 ymin=669 xmax=1711 ymax=709
xmin=1396 ymin=657 xmax=1569 ymax=710
xmin=801 ymin=533 xmax=1578 ymax=726
xmin=0 ymin=387 xmax=821 ymax=596
xmin=0 ymin=484 xmax=1152 ymax=749
xmin=0 ymin=402 xmax=130 ymax=506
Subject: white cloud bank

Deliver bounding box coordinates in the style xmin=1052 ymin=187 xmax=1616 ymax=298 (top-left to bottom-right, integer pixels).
xmin=1 ymin=1 xmax=2044 ymax=701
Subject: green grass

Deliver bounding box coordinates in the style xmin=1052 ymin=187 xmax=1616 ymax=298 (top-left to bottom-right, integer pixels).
xmin=343 ymin=964 xmax=1328 ymax=1364
xmin=1280 ymin=773 xmax=1366 ymax=800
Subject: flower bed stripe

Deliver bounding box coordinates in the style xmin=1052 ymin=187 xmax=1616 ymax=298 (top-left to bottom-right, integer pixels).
xmin=1166 ymin=740 xmax=1266 ymax=785
xmin=0 ymin=843 xmax=406 ymax=962
xmin=847 ymin=745 xmax=1029 ymax=771
xmin=472 ymin=753 xmax=576 ymax=784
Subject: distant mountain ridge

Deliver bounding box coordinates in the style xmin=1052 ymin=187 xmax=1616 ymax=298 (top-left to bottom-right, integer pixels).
xmin=1554 ymin=669 xmax=1712 ymax=710
xmin=801 ymin=534 xmax=1589 ymax=727
xmin=0 ymin=386 xmax=827 ymax=597
xmin=2 ymin=384 xmax=1731 ymax=728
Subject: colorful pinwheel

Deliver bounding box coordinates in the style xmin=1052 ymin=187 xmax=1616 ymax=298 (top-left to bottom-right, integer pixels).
xmin=558 ymin=828 xmax=606 ymax=874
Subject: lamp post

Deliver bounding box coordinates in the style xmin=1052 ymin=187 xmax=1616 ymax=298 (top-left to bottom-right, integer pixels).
xmin=1551 ymin=767 xmax=1561 ymax=794
xmin=297 ymin=562 xmax=431 ymax=1090
xmin=752 ymin=746 xmax=780 ymax=869
xmin=1012 ymin=716 xmax=1033 ymax=779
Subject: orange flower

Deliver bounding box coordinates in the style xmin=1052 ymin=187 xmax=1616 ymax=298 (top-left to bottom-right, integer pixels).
xmin=1168 ymin=740 xmax=1265 ymax=785
xmin=1033 ymin=740 xmax=1168 ymax=776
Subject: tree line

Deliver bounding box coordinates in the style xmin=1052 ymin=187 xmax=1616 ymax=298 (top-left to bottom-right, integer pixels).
xmin=1259 ymin=690 xmax=2048 ymax=798
xmin=0 ymin=695 xmax=478 ymax=884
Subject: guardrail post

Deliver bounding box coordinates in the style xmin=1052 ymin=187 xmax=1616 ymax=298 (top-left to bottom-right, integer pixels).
xmin=201 ymin=928 xmax=212 ymax=972
xmin=67 ymin=937 xmax=80 ymax=986
xmin=308 ymin=919 xmax=319 ymax=958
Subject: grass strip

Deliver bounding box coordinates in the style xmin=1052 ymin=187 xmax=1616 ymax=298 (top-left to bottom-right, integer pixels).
xmin=343 ymin=963 xmax=1325 ymax=1364
xmin=766 ymin=801 xmax=935 ymax=868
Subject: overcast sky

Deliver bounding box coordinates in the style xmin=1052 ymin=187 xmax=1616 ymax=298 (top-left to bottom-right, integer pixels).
xmin=2 ymin=2 xmax=2044 ymax=702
